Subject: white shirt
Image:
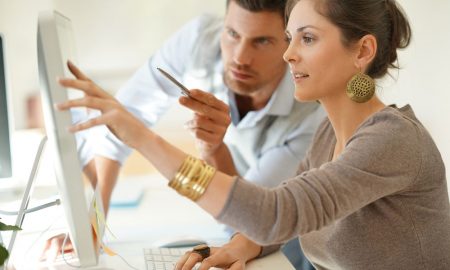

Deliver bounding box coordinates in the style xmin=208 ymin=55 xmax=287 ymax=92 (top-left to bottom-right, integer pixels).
xmin=79 ymin=14 xmax=325 ymax=187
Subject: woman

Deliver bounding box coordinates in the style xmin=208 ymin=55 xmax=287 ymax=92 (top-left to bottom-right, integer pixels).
xmin=57 ymin=0 xmax=450 ymax=269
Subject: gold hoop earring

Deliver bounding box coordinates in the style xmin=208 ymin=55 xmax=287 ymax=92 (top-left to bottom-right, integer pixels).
xmin=346 ymin=72 xmax=375 ymax=103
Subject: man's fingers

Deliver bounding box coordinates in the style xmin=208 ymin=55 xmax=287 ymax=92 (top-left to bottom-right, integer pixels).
xmin=179 ymin=97 xmax=231 ymax=126
xmin=184 ymin=116 xmax=225 ymax=134
xmin=41 ymin=234 xmax=62 ymax=260
xmin=46 ymin=237 xmax=62 ymax=262
xmin=40 ymin=239 xmax=52 ymax=259
xmin=189 ymin=89 xmax=229 ymax=111
xmin=187 ymin=127 xmax=221 ymax=144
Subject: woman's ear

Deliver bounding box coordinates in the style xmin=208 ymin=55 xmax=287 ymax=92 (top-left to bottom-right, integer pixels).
xmin=354 ymin=34 xmax=377 ymax=71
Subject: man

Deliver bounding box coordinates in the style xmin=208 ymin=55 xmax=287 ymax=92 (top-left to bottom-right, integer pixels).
xmin=46 ymin=0 xmax=324 ymax=269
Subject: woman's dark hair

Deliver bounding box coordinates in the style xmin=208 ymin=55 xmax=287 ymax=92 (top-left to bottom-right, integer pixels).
xmin=226 ymin=0 xmax=287 ymax=19
xmin=286 ymin=0 xmax=412 ymax=79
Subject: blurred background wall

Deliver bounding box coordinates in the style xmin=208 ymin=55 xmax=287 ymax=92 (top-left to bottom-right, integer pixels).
xmin=0 ymin=1 xmax=449 ymax=187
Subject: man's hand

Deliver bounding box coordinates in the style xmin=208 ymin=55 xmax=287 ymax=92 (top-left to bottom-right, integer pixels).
xmin=179 ymin=89 xmax=231 ymax=159
xmin=40 ymin=233 xmax=74 ymax=262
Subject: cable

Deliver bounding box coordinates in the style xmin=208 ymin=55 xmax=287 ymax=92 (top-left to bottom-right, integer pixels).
xmin=61 ymin=233 xmax=81 ymax=268
xmin=61 ymin=233 xmax=139 ymax=270
xmin=103 ymin=230 xmax=140 ymax=270
xmin=3 ymin=198 xmax=138 ymax=270
xmin=19 ymin=213 xmax=63 ymax=270
xmin=115 ymin=252 xmax=140 ymax=270
xmin=0 ymin=199 xmax=61 ymax=215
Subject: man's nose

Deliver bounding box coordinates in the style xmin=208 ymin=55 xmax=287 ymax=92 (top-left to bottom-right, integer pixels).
xmin=233 ymin=43 xmax=253 ymax=66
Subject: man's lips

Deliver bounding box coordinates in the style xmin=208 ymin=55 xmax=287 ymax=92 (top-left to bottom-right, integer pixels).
xmin=230 ymin=69 xmax=253 ymax=80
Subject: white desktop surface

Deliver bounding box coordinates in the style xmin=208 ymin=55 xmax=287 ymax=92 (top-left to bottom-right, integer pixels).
xmin=5 ymin=174 xmax=294 ymax=270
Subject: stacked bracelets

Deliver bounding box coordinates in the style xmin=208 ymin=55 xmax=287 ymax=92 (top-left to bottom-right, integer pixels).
xmin=169 ymin=155 xmax=217 ymax=201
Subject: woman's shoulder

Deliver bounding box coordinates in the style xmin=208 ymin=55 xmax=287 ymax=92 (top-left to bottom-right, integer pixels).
xmin=312 ymin=116 xmax=334 ymax=141
xmin=359 ymin=105 xmax=425 ymax=140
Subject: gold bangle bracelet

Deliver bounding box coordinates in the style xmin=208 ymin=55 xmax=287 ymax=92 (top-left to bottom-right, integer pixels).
xmin=169 ymin=156 xmax=216 ymax=201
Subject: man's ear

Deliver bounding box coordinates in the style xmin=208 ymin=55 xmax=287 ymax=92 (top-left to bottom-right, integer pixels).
xmin=354 ymin=34 xmax=377 ymax=71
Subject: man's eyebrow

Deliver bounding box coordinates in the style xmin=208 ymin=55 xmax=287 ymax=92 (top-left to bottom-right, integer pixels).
xmin=225 ymin=26 xmax=278 ymax=41
xmin=253 ymin=36 xmax=276 ymax=42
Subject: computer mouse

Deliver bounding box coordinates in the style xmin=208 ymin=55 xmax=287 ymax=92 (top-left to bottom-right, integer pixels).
xmin=154 ymin=235 xmax=207 ymax=248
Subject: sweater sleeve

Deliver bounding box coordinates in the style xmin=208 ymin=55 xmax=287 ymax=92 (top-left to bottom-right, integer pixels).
xmin=216 ymin=112 xmax=422 ymax=245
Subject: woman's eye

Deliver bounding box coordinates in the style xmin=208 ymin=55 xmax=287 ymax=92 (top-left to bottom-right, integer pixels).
xmin=303 ymin=35 xmax=315 ymax=44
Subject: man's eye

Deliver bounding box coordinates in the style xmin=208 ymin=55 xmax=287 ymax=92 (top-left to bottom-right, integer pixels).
xmin=256 ymin=38 xmax=270 ymax=45
xmin=228 ymin=29 xmax=238 ymax=38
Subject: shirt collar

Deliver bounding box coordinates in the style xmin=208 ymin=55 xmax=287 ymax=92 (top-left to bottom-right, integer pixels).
xmin=227 ymin=68 xmax=295 ymax=127
xmin=265 ymin=69 xmax=295 ymax=116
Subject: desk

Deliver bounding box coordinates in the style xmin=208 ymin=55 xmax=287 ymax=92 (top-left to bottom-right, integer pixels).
xmin=6 ymin=174 xmax=294 ymax=270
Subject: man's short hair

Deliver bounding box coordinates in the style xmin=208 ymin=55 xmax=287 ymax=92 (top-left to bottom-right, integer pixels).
xmin=226 ymin=0 xmax=287 ymax=18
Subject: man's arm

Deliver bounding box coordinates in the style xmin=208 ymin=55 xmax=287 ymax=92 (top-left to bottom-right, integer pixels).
xmin=82 ymin=157 xmax=120 ymax=215
xmin=180 ymin=89 xmax=239 ymax=176
xmin=42 ymin=15 xmax=218 ymax=259
xmin=79 ymin=15 xmax=215 ymax=207
xmin=181 ymin=90 xmax=325 ymax=184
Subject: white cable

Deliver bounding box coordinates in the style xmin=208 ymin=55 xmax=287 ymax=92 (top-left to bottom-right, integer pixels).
xmin=0 ymin=199 xmax=61 ymax=216
xmin=115 ymin=252 xmax=140 ymax=270
xmin=103 ymin=230 xmax=140 ymax=270
xmin=19 ymin=213 xmax=63 ymax=270
xmin=61 ymin=232 xmax=139 ymax=270
xmin=61 ymin=233 xmax=81 ymax=268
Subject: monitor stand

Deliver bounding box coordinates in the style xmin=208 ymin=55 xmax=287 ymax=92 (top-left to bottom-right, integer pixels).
xmin=0 ymin=135 xmax=47 ymax=270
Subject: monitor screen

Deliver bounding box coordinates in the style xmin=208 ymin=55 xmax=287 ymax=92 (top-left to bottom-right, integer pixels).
xmin=0 ymin=34 xmax=13 ymax=179
xmin=37 ymin=10 xmax=101 ymax=267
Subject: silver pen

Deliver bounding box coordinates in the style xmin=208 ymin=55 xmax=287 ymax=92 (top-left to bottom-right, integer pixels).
xmin=157 ymin=67 xmax=191 ymax=97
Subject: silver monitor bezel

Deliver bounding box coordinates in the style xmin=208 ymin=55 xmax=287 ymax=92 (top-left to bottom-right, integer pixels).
xmin=37 ymin=10 xmax=99 ymax=267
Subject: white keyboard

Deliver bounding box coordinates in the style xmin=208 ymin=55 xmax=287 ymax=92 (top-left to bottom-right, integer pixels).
xmin=144 ymin=247 xmax=199 ymax=270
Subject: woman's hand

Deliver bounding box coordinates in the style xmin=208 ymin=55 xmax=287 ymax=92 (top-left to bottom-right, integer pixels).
xmin=175 ymin=234 xmax=261 ymax=270
xmin=56 ymin=61 xmax=150 ymax=149
xmin=179 ymin=90 xmax=231 ymax=159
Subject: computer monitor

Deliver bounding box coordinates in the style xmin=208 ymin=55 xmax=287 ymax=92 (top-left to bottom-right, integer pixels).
xmin=37 ymin=10 xmax=102 ymax=266
xmin=0 ymin=34 xmax=13 ymax=181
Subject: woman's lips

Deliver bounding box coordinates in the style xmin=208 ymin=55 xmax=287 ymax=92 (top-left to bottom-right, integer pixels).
xmin=291 ymin=71 xmax=309 ymax=83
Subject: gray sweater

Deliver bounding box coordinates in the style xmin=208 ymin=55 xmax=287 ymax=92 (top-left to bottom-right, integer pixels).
xmin=217 ymin=105 xmax=450 ymax=269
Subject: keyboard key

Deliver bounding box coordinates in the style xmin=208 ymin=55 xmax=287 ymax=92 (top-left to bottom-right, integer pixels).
xmin=152 ymin=255 xmax=163 ymax=261
xmin=145 ymin=247 xmax=189 ymax=270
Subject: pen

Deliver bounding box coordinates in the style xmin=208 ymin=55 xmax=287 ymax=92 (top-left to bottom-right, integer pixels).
xmin=156 ymin=67 xmax=191 ymax=97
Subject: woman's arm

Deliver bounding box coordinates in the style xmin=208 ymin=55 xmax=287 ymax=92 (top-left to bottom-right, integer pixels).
xmin=57 ymin=61 xmax=235 ymax=216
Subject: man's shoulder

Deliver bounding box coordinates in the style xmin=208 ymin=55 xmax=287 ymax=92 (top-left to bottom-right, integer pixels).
xmin=184 ymin=14 xmax=223 ymax=73
xmin=188 ymin=14 xmax=223 ymax=36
